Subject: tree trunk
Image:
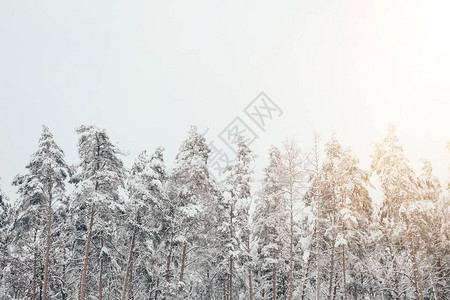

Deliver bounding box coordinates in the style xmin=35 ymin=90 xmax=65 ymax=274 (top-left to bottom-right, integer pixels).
xmin=316 ymin=230 xmax=320 ymax=300
xmin=248 ymin=268 xmax=253 ymax=300
xmin=42 ymin=168 xmax=53 ymax=300
xmin=60 ymin=227 xmax=67 ymax=300
xmin=288 ymin=186 xmax=294 ymax=300
xmin=342 ymin=244 xmax=347 ymax=300
xmin=316 ymin=226 xmax=321 ymax=300
xmin=99 ymin=235 xmax=104 ymax=300
xmin=328 ymin=195 xmax=337 ymax=300
xmin=122 ymin=230 xmax=136 ymax=300
xmin=408 ymin=232 xmax=424 ymax=300
xmin=78 ymin=204 xmax=95 ymax=300
xmin=32 ymin=229 xmax=37 ymax=300
xmin=272 ymin=248 xmax=277 ymax=300
xmin=165 ymin=225 xmax=175 ymax=282
xmin=128 ymin=257 xmax=134 ymax=300
xmin=247 ymin=236 xmax=253 ymax=300
xmin=178 ymin=243 xmax=187 ymax=293
xmin=328 ymin=237 xmax=335 ymax=300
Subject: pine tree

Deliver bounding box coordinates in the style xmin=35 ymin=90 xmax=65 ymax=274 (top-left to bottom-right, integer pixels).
xmin=70 ymin=125 xmax=126 ymax=300
xmin=253 ymin=146 xmax=288 ymax=299
xmin=221 ymin=135 xmax=255 ymax=299
xmin=416 ymin=159 xmax=449 ymax=298
xmin=279 ymin=139 xmax=305 ymax=300
xmin=0 ymin=181 xmax=12 ymax=297
xmin=167 ymin=126 xmax=216 ymax=297
xmin=371 ymin=125 xmax=424 ymax=300
xmin=124 ymin=147 xmax=168 ymax=299
xmin=10 ymin=126 xmax=71 ymax=299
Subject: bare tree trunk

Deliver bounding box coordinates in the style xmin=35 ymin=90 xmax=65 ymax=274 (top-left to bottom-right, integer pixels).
xmin=61 ymin=243 xmax=67 ymax=299
xmin=99 ymin=235 xmax=104 ymax=300
xmin=272 ymin=248 xmax=277 ymax=300
xmin=316 ymin=226 xmax=321 ymax=300
xmin=128 ymin=257 xmax=134 ymax=300
xmin=122 ymin=230 xmax=136 ymax=300
xmin=288 ymin=185 xmax=294 ymax=300
xmin=408 ymin=232 xmax=424 ymax=300
xmin=328 ymin=237 xmax=335 ymax=300
xmin=165 ymin=225 xmax=175 ymax=282
xmin=248 ymin=268 xmax=253 ymax=300
xmin=178 ymin=243 xmax=187 ymax=293
xmin=32 ymin=229 xmax=37 ymax=300
xmin=247 ymin=237 xmax=253 ymax=300
xmin=342 ymin=244 xmax=347 ymax=300
xmin=42 ymin=168 xmax=53 ymax=299
xmin=78 ymin=204 xmax=95 ymax=300
xmin=328 ymin=194 xmax=337 ymax=300
xmin=311 ymin=134 xmax=321 ymax=300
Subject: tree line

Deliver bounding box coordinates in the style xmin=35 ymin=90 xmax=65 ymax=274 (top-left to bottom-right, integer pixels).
xmin=0 ymin=124 xmax=448 ymax=299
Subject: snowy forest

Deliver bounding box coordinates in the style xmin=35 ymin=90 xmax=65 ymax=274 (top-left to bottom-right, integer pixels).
xmin=0 ymin=124 xmax=448 ymax=300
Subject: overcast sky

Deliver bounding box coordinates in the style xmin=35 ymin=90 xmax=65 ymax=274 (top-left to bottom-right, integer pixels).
xmin=1 ymin=0 xmax=449 ymax=203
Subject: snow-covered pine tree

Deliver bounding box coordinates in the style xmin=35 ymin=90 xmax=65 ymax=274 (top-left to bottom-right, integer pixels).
xmin=279 ymin=139 xmax=306 ymax=300
xmin=0 ymin=181 xmax=13 ymax=297
xmin=69 ymin=125 xmax=126 ymax=300
xmin=167 ymin=126 xmax=216 ymax=297
xmin=302 ymin=133 xmax=323 ymax=300
xmin=123 ymin=147 xmax=168 ymax=300
xmin=221 ymin=135 xmax=256 ymax=300
xmin=371 ymin=125 xmax=424 ymax=300
xmin=415 ymin=159 xmax=449 ymax=298
xmin=253 ymin=146 xmax=288 ymax=300
xmin=10 ymin=126 xmax=71 ymax=299
xmin=305 ymin=135 xmax=373 ymax=300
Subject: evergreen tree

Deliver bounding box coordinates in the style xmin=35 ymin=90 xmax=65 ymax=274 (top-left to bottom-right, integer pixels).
xmin=0 ymin=181 xmax=12 ymax=297
xmin=253 ymin=146 xmax=288 ymax=299
xmin=221 ymin=135 xmax=256 ymax=299
xmin=167 ymin=126 xmax=216 ymax=297
xmin=123 ymin=147 xmax=168 ymax=300
xmin=69 ymin=125 xmax=126 ymax=300
xmin=371 ymin=125 xmax=424 ymax=300
xmin=279 ymin=139 xmax=305 ymax=300
xmin=10 ymin=126 xmax=71 ymax=299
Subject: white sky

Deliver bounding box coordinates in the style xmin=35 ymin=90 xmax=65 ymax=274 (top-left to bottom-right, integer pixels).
xmin=1 ymin=0 xmax=449 ymax=203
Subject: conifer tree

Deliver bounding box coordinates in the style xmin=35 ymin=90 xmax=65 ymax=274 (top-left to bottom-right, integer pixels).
xmin=253 ymin=146 xmax=288 ymax=299
xmin=372 ymin=125 xmax=424 ymax=300
xmin=222 ymin=135 xmax=255 ymax=299
xmin=167 ymin=126 xmax=216 ymax=297
xmin=123 ymin=147 xmax=168 ymax=299
xmin=11 ymin=126 xmax=71 ymax=299
xmin=70 ymin=125 xmax=126 ymax=300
